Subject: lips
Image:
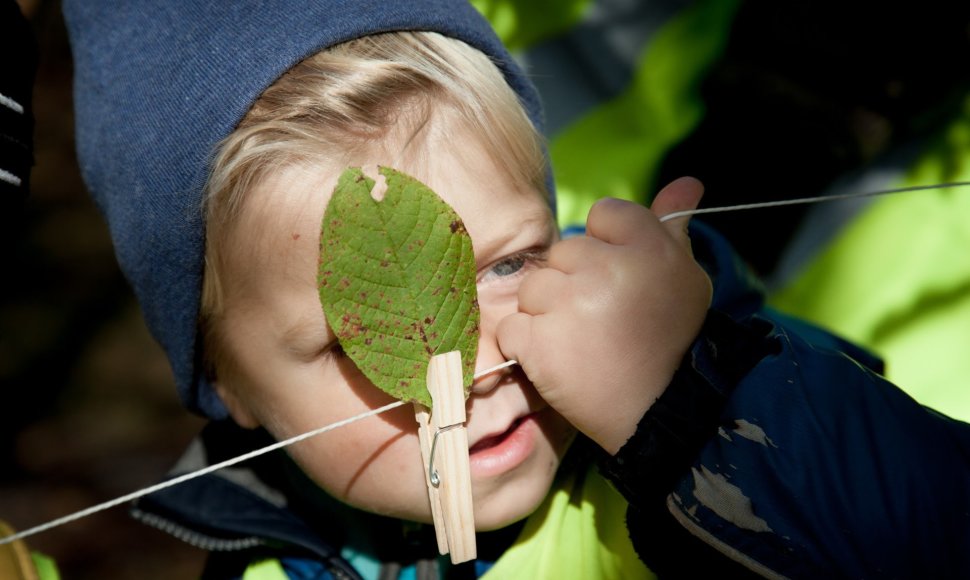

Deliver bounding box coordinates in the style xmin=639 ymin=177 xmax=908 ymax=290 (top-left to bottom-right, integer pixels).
xmin=469 ymin=416 xmax=526 ymax=454
xmin=467 ymin=412 xmax=539 ymax=478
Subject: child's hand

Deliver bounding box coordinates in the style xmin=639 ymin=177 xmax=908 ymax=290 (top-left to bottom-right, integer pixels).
xmin=497 ymin=177 xmax=712 ymax=454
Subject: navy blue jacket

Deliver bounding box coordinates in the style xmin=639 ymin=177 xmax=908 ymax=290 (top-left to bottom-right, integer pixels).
xmin=135 ymin=223 xmax=970 ymax=578
xmin=601 ymin=222 xmax=970 ymax=578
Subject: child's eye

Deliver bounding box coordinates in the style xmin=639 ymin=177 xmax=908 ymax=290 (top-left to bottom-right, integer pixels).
xmin=480 ymin=250 xmax=546 ymax=284
xmin=492 ymin=256 xmax=527 ymax=277
xmin=297 ymin=340 xmax=344 ymax=363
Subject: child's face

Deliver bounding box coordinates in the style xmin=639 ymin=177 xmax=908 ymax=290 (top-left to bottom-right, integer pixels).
xmin=213 ymin=122 xmax=577 ymax=530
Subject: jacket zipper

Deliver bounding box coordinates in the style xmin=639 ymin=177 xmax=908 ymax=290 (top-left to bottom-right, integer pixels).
xmin=130 ymin=507 xmax=264 ymax=552
xmin=131 ymin=507 xmax=365 ymax=580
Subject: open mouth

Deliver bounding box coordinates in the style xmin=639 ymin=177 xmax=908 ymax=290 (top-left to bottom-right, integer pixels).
xmin=469 ymin=416 xmax=527 ymax=455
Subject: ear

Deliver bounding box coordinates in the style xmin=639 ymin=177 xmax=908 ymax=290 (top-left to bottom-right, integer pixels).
xmin=213 ymin=381 xmax=261 ymax=429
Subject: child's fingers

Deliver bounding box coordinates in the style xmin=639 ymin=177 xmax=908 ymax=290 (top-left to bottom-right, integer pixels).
xmin=585 ymin=197 xmax=659 ymax=246
xmin=650 ymin=176 xmax=704 ymax=217
xmin=546 ymin=235 xmax=610 ymax=274
xmin=495 ymin=311 xmax=537 ymax=378
xmin=584 ymin=177 xmax=704 ymax=248
xmin=516 ymin=267 xmax=568 ymax=315
xmin=650 ymin=176 xmax=704 ymax=243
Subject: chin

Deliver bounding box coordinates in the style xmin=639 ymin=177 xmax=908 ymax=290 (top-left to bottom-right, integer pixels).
xmin=471 ymin=471 xmax=558 ymax=531
xmin=339 ymin=486 xmax=436 ymax=524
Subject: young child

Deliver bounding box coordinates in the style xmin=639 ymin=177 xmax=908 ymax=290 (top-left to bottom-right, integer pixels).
xmin=63 ymin=0 xmax=970 ymax=578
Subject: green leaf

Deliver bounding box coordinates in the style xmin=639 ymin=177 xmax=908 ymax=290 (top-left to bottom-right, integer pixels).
xmin=318 ymin=166 xmax=480 ymax=407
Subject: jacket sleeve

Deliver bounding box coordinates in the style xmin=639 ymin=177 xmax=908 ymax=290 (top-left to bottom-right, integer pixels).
xmin=600 ymin=222 xmax=970 ymax=579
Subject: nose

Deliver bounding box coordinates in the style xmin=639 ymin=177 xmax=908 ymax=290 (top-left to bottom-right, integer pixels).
xmin=470 ymin=359 xmax=516 ymax=395
xmin=469 ymin=302 xmax=513 ymax=396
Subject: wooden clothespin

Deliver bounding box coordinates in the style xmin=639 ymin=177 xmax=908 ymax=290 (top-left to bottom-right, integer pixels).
xmin=413 ymin=350 xmax=476 ymax=564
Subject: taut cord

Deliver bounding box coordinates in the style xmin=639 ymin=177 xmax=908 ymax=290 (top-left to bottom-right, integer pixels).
xmin=658 ymin=181 xmax=970 ymax=223
xmin=0 ymin=359 xmax=519 ymax=545
xmin=3 ymin=181 xmax=968 ymax=546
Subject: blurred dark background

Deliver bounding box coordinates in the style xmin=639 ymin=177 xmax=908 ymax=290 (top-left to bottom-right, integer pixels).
xmin=1 ymin=1 xmax=207 ymax=577
xmin=1 ymin=0 xmax=967 ymax=578
xmin=659 ymin=0 xmax=970 ymax=276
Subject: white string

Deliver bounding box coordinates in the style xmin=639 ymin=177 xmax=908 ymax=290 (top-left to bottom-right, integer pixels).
xmin=7 ymin=180 xmax=969 ymax=546
xmin=0 ymin=360 xmax=520 ymax=546
xmin=658 ymin=181 xmax=970 ymax=223
xmin=0 ymin=167 xmax=23 ymax=187
xmin=475 ymin=359 xmax=518 ymax=377
xmin=0 ymin=91 xmax=25 ymax=114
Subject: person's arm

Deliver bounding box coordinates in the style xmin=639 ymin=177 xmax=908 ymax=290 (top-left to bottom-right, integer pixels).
xmin=599 ymin=223 xmax=970 ymax=578
xmin=499 ymin=178 xmax=970 ymax=577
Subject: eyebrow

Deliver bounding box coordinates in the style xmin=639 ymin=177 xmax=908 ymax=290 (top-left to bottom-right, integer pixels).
xmin=473 ymin=208 xmax=555 ymax=263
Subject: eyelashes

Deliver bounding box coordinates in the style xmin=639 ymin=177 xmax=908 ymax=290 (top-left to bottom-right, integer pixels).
xmin=293 ymin=340 xmax=344 ymax=364
xmin=491 ymin=255 xmax=529 ymax=277
xmin=329 ymin=342 xmax=346 ymax=359
xmin=478 ymin=249 xmax=548 ymax=285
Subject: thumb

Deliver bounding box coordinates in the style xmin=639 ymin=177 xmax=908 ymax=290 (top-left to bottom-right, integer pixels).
xmin=651 ymin=176 xmax=705 ymax=244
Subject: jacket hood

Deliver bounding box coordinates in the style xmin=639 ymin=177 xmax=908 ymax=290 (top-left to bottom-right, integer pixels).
xmin=63 ymin=0 xmax=546 ymax=418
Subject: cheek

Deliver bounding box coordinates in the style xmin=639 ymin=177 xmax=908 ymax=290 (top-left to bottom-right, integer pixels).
xmin=477 ymin=288 xmax=520 ymax=334
xmin=281 ymin=401 xmax=434 ymax=521
xmin=233 ymin=351 xmax=435 ymax=520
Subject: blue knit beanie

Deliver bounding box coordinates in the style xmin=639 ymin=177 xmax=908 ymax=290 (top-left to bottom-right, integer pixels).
xmin=63 ymin=0 xmax=546 ymax=419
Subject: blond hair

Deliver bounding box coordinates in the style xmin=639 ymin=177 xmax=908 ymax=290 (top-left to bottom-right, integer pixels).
xmin=200 ymin=31 xmax=548 ymax=377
